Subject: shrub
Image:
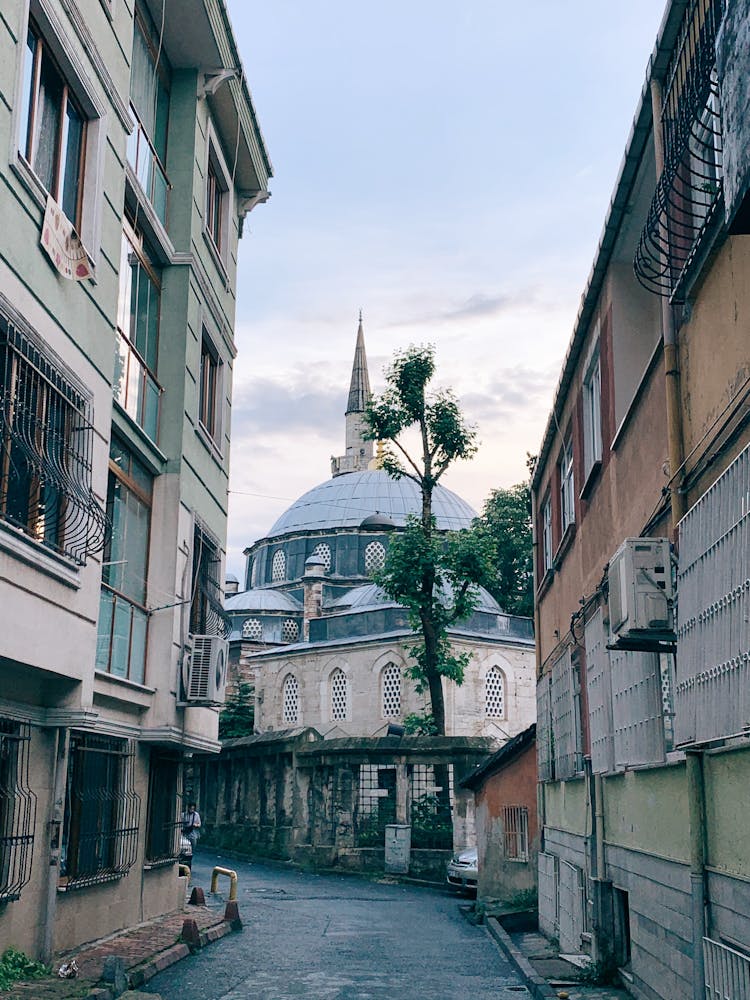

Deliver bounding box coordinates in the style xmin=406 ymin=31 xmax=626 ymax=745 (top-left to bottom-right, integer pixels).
xmin=0 ymin=949 xmax=50 ymax=991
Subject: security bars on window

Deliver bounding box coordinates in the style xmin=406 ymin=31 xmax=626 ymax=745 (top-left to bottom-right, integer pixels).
xmin=502 ymin=805 xmax=529 ymax=862
xmin=271 ymin=549 xmax=286 ymax=581
xmin=364 ymin=541 xmax=386 ymax=575
xmin=145 ymin=753 xmax=182 ymax=864
xmin=311 ymin=542 xmax=332 ymax=572
xmin=0 ymin=720 xmax=37 ymax=901
xmin=0 ymin=311 xmax=107 ymax=563
xmin=485 ymin=666 xmax=505 ymax=718
xmin=409 ymin=763 xmax=453 ymax=849
xmin=281 ymin=619 xmax=299 ymax=642
xmin=242 ymin=618 xmax=262 ymax=640
xmin=190 ymin=523 xmax=229 ymax=638
xmin=283 ymin=676 xmax=299 ymax=725
xmin=381 ymin=663 xmax=401 ymax=718
xmin=330 ymin=669 xmax=348 ymax=721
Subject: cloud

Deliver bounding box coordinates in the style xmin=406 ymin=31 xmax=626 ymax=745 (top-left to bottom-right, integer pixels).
xmin=460 ymin=364 xmax=560 ymax=425
xmin=231 ymin=373 xmax=344 ymax=439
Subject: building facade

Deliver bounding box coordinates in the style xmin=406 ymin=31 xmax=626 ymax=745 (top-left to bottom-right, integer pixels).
xmin=0 ymin=0 xmax=270 ymax=958
xmin=532 ymin=2 xmax=750 ymax=998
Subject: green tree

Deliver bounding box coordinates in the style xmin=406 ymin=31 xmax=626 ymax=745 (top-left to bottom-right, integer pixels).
xmin=219 ymin=680 xmax=255 ymax=740
xmin=365 ymin=344 xmax=493 ymax=735
xmin=477 ymin=466 xmax=534 ymax=618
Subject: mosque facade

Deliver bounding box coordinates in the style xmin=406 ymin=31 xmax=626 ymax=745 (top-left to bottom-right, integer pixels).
xmin=225 ymin=321 xmax=536 ymax=742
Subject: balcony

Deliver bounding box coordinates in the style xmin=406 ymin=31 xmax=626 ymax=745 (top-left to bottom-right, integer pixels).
xmin=114 ymin=328 xmax=161 ymax=442
xmin=127 ymin=105 xmax=169 ymax=227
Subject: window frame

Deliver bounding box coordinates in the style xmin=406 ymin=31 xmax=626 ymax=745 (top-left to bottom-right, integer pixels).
xmin=582 ymin=338 xmax=603 ymax=484
xmin=144 ymin=751 xmax=181 ymax=866
xmin=485 ymin=665 xmax=506 ymax=719
xmin=204 ymin=121 xmax=232 ymax=266
xmin=559 ymin=438 xmax=575 ymax=535
xmin=198 ymin=329 xmax=224 ymax=449
xmin=502 ymin=805 xmax=529 ymax=863
xmin=190 ymin=520 xmax=225 ymax=637
xmin=0 ymin=719 xmax=36 ymax=901
xmin=541 ymin=495 xmax=553 ymax=574
xmin=282 ymin=674 xmax=299 ymax=726
xmin=330 ymin=668 xmax=349 ymax=722
xmin=381 ymin=662 xmax=402 ymax=719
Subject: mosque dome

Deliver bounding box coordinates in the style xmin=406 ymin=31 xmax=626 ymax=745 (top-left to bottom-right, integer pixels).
xmin=225 ymin=589 xmax=303 ymax=613
xmin=267 ymin=469 xmax=477 ymax=538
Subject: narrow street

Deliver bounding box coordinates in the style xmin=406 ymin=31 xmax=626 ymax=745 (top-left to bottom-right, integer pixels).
xmin=150 ymin=851 xmax=528 ymax=999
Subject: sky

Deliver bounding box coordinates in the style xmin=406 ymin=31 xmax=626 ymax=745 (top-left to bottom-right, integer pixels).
xmin=223 ymin=1 xmax=668 ymax=580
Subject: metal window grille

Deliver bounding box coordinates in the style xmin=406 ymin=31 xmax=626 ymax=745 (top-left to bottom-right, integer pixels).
xmin=355 ymin=764 xmax=396 ymax=846
xmin=0 ymin=720 xmax=36 ymax=900
xmin=704 ymin=936 xmax=750 ymax=999
xmin=585 ymin=608 xmax=615 ymax=774
xmin=271 ymin=549 xmax=286 ymax=581
xmin=485 ymin=666 xmax=505 ymax=718
xmin=330 ymin=669 xmax=348 ymax=721
xmin=190 ymin=522 xmax=229 ymax=637
xmin=364 ymin=541 xmax=386 ymax=575
xmin=61 ymin=734 xmax=140 ymax=890
xmin=281 ymin=618 xmax=299 ymax=643
xmin=538 ymin=852 xmax=558 ymax=937
xmin=409 ymin=763 xmax=453 ymax=849
xmin=536 ymin=673 xmax=553 ymax=782
xmin=145 ymin=753 xmax=181 ymax=864
xmin=242 ymin=618 xmax=262 ymax=641
xmin=610 ymin=647 xmax=667 ymax=768
xmin=634 ymin=0 xmax=726 ymax=299
xmin=381 ymin=663 xmax=401 ymax=718
xmin=551 ymin=649 xmax=582 ymax=779
xmin=659 ymin=653 xmax=676 ymax=752
xmin=0 ymin=309 xmax=107 ymax=563
xmin=676 ymin=442 xmax=750 ymax=746
xmin=282 ymin=675 xmax=299 ymax=725
xmin=559 ymin=860 xmax=587 ymax=954
xmin=311 ymin=542 xmax=332 ymax=572
xmin=502 ymin=805 xmax=529 ymax=862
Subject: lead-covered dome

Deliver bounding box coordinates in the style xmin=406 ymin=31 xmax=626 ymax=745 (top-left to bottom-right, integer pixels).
xmin=267 ymin=470 xmax=477 ymax=538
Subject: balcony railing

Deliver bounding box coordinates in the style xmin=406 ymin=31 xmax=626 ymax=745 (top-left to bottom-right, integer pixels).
xmin=114 ymin=328 xmax=161 ymax=442
xmin=704 ymin=937 xmax=750 ymax=999
xmin=96 ymin=585 xmax=148 ymax=686
xmin=127 ymin=105 xmax=169 ymax=226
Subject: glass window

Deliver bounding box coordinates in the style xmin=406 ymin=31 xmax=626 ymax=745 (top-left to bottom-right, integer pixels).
xmin=206 ymin=153 xmax=226 ymax=252
xmin=199 ymin=334 xmax=222 ymax=444
xmin=190 ymin=522 xmax=226 ymax=637
xmin=20 ymin=24 xmax=87 ymax=227
xmin=0 ymin=720 xmax=36 ymax=900
xmin=560 ymin=440 xmax=575 ymax=533
xmin=583 ymin=347 xmax=602 ymax=477
xmin=145 ymin=753 xmax=180 ymax=863
xmin=542 ymin=497 xmax=553 ymax=573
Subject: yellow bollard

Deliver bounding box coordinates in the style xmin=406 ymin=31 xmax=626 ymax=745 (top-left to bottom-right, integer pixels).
xmin=210 ymin=866 xmax=238 ymax=901
xmin=178 ymin=864 xmax=192 ymax=882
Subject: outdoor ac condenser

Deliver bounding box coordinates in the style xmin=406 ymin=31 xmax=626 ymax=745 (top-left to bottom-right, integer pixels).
xmin=607 ymin=537 xmax=673 ymax=640
xmin=186 ymin=635 xmax=229 ymax=704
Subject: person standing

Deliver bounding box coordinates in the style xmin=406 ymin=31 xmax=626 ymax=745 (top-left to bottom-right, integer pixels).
xmin=182 ymin=801 xmax=202 ymax=850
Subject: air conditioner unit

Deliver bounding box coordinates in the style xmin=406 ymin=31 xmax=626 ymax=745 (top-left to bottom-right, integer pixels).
xmin=608 ymin=538 xmax=674 ymax=640
xmin=186 ymin=635 xmax=228 ymax=705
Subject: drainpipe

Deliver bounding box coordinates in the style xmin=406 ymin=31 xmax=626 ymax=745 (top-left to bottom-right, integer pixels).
xmin=530 ymin=483 xmax=546 ymax=850
xmin=650 ymin=77 xmax=687 ymax=530
xmin=42 ymin=728 xmax=70 ymax=963
xmin=687 ymin=751 xmax=707 ymax=999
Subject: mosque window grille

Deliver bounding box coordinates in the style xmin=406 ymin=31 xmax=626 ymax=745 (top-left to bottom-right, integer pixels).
xmin=330 ymin=669 xmax=348 ymax=721
xmin=242 ymin=618 xmax=262 ymax=641
xmin=381 ymin=663 xmax=402 ymax=718
xmin=486 ymin=666 xmax=506 ymax=718
xmin=364 ymin=541 xmax=386 ymax=575
xmin=271 ymin=549 xmax=286 ymax=582
xmin=311 ymin=542 xmax=332 ymax=572
xmin=0 ymin=719 xmax=37 ymax=901
xmin=282 ymin=675 xmax=299 ymax=725
xmin=281 ymin=618 xmax=299 ymax=643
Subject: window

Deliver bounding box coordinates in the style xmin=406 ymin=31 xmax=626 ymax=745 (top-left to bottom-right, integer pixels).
xmin=381 ymin=663 xmax=402 ymax=718
xmin=502 ymin=805 xmax=529 ymax=862
xmin=114 ymin=222 xmax=162 ymax=440
xmin=20 ymin=21 xmax=87 ymax=227
xmin=199 ymin=333 xmax=222 ymax=445
xmin=0 ymin=720 xmax=36 ymax=901
xmin=190 ymin=522 xmax=226 ymax=637
xmin=127 ymin=4 xmax=170 ymax=222
xmin=242 ymin=618 xmax=262 ymax=641
xmin=0 ymin=306 xmax=106 ymax=564
xmin=560 ymin=439 xmax=575 ymax=534
xmin=485 ymin=666 xmax=505 ymax=718
xmin=282 ymin=675 xmax=299 ymax=725
xmin=364 ymin=540 xmax=386 ymax=575
xmin=206 ymin=151 xmax=229 ymax=257
xmin=145 ymin=753 xmax=180 ymax=864
xmin=311 ymin=542 xmax=332 ymax=572
xmin=271 ymin=549 xmax=286 ymax=582
xmin=551 ymin=649 xmax=583 ymax=780
xmin=541 ymin=496 xmax=553 ymax=574
xmin=96 ymin=438 xmax=152 ymax=684
xmin=582 ymin=344 xmax=602 ymax=479
xmin=281 ymin=619 xmax=299 ymax=643
xmin=330 ymin=669 xmax=348 ymax=721
xmin=60 ymin=734 xmax=140 ymax=889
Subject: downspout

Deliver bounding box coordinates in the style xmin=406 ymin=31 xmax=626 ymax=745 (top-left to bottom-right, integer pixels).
xmin=651 ymin=77 xmax=705 ymax=999
xmin=530 ymin=483 xmax=546 ymax=849
xmin=42 ymin=728 xmax=70 ymax=963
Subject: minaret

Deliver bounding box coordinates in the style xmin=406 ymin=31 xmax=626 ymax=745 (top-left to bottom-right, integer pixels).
xmin=331 ymin=313 xmax=374 ymax=477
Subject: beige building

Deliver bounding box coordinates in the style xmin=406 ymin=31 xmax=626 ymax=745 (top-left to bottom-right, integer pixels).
xmin=0 ymin=0 xmax=270 ymax=959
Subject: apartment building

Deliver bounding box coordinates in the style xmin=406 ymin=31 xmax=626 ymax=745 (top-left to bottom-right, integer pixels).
xmin=532 ymin=2 xmax=749 ymax=998
xmin=0 ymin=0 xmax=270 ymax=958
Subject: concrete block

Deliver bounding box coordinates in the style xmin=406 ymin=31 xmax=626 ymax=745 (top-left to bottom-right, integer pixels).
xmin=101 ymin=955 xmax=128 ymax=995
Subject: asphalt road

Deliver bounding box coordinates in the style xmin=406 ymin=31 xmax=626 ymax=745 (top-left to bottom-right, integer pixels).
xmin=149 ymin=850 xmax=529 ymax=1000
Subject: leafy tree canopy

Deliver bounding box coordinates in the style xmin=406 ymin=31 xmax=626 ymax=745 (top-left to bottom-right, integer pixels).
xmin=476 ymin=472 xmax=534 ymax=618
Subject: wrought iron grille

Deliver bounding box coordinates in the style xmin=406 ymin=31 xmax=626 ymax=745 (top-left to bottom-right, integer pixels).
xmin=634 ymin=0 xmax=726 ymax=299
xmin=536 ymin=673 xmax=553 ymax=782
xmin=704 ymin=936 xmax=750 ymax=999
xmin=190 ymin=523 xmax=229 ymax=638
xmin=0 ymin=312 xmax=107 ymax=563
xmin=551 ymin=649 xmax=582 ymax=779
xmin=0 ymin=719 xmax=36 ymax=900
xmin=61 ymin=734 xmax=140 ymax=890
xmin=145 ymin=753 xmax=182 ymax=864
xmin=502 ymin=805 xmax=529 ymax=862
xmin=354 ymin=764 xmax=396 ymax=846
xmin=409 ymin=763 xmax=453 ymax=849
xmin=610 ymin=647 xmax=668 ymax=768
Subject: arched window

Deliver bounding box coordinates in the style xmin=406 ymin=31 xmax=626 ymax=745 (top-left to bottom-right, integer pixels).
xmin=281 ymin=618 xmax=299 ymax=643
xmin=364 ymin=541 xmax=386 ymax=575
xmin=330 ymin=669 xmax=348 ymax=721
xmin=311 ymin=542 xmax=332 ymax=572
xmin=271 ymin=549 xmax=286 ymax=582
xmin=486 ymin=666 xmax=505 ymax=718
xmin=381 ymin=663 xmax=402 ymax=718
xmin=242 ymin=618 xmax=262 ymax=640
xmin=283 ymin=675 xmax=299 ymax=725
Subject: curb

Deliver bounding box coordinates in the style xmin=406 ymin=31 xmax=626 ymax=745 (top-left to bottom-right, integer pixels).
xmin=127 ymin=920 xmax=234 ymax=989
xmin=485 ymin=918 xmax=557 ymax=1000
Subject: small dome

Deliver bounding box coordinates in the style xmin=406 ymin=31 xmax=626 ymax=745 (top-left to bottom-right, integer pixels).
xmin=325 ymin=581 xmax=503 ymax=616
xmin=360 ymin=512 xmax=396 ymax=529
xmin=225 ymin=572 xmax=239 ymax=583
xmin=225 ymin=589 xmax=303 ymax=614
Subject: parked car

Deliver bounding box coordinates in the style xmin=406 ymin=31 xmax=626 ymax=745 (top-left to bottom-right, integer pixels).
xmin=178 ymin=834 xmax=193 ymax=870
xmin=446 ymin=847 xmax=478 ymax=892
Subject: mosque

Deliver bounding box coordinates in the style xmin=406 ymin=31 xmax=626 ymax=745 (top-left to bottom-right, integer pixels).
xmin=224 ymin=320 xmax=536 ymax=741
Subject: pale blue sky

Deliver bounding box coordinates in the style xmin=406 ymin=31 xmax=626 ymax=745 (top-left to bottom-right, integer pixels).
xmin=224 ymin=2 xmax=667 ymax=578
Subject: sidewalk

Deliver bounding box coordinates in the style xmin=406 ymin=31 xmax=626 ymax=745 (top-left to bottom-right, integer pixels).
xmin=1 ymin=900 xmax=234 ymax=1000
xmin=486 ymin=920 xmax=632 ymax=1000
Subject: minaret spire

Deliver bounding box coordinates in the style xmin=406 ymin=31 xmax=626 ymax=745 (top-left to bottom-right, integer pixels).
xmin=331 ymin=314 xmax=375 ymax=477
